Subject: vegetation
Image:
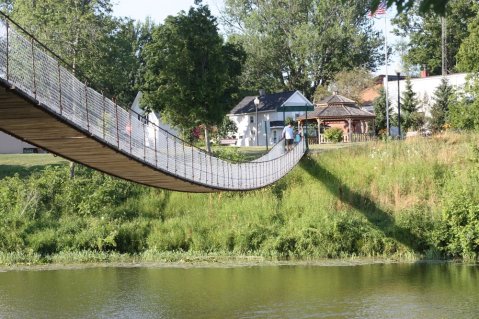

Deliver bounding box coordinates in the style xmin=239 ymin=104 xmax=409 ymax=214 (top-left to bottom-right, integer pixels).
xmin=324 ymin=128 xmax=344 ymax=143
xmin=223 ymin=0 xmax=382 ymax=97
xmin=2 ymin=133 xmax=479 ymax=265
xmin=332 ymin=68 xmax=374 ymax=104
xmin=430 ymin=78 xmax=455 ymax=132
xmin=373 ymin=88 xmax=392 ymax=135
xmin=392 ymin=0 xmax=479 ymax=75
xmin=400 ymin=77 xmax=424 ymax=131
xmin=141 ymin=3 xmax=245 ymax=152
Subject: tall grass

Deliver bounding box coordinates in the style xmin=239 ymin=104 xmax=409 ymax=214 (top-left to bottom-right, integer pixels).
xmin=1 ymin=132 xmax=479 ymax=264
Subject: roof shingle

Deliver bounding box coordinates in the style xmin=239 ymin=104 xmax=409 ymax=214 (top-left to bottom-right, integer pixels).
xmin=228 ymin=91 xmax=296 ymax=115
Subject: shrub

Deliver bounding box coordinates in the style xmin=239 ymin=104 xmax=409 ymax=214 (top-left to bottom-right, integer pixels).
xmin=324 ymin=127 xmax=343 ymax=143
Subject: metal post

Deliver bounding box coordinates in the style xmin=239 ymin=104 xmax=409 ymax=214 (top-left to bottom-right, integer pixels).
xmin=256 ymin=103 xmax=259 ymax=146
xmin=264 ymin=121 xmax=268 ymax=151
xmin=397 ymin=72 xmax=401 ymax=139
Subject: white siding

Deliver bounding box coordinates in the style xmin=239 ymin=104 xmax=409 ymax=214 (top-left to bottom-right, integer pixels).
xmin=229 ymin=110 xmax=305 ymax=146
xmin=385 ymin=73 xmax=467 ymax=118
xmin=0 ymin=131 xmax=39 ymax=154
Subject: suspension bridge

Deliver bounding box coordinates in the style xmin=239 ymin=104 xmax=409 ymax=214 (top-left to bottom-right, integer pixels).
xmin=0 ymin=13 xmax=306 ymax=192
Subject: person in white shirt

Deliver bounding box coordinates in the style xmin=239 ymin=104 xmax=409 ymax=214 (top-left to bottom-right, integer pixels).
xmin=282 ymin=122 xmax=294 ymax=151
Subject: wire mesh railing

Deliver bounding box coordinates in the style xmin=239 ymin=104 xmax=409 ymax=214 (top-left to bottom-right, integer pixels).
xmin=0 ymin=13 xmax=306 ymax=191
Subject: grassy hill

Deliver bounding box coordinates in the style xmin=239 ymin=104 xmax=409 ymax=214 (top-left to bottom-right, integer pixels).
xmin=0 ymin=133 xmax=478 ymax=264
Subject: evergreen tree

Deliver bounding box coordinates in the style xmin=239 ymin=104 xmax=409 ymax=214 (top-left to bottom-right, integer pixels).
xmin=400 ymin=77 xmax=419 ymax=131
xmin=430 ymin=78 xmax=454 ymax=132
xmin=372 ymin=88 xmax=392 ymax=135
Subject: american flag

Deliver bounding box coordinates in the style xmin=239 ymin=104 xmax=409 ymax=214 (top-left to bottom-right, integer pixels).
xmin=368 ymin=1 xmax=387 ymax=16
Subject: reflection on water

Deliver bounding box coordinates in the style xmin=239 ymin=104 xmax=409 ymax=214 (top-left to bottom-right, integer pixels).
xmin=0 ymin=263 xmax=477 ymax=319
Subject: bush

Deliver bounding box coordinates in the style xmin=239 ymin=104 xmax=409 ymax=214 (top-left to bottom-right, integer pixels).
xmin=324 ymin=127 xmax=343 ymax=143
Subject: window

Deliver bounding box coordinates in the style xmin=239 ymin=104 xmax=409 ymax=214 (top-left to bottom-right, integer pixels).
xmin=250 ymin=116 xmax=254 ymax=123
xmin=23 ymin=148 xmax=38 ymax=154
xmin=137 ymin=114 xmax=148 ymax=124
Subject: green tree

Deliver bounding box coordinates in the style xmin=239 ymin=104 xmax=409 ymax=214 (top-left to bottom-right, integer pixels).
xmin=332 ymin=68 xmax=374 ymax=104
xmin=369 ymin=0 xmax=450 ymax=15
xmin=400 ymin=77 xmax=420 ymax=131
xmin=392 ymin=0 xmax=479 ymax=75
xmin=430 ymin=78 xmax=454 ymax=131
xmin=216 ymin=117 xmax=238 ymax=138
xmin=448 ymin=76 xmax=479 ymax=130
xmin=223 ymin=0 xmax=382 ymax=97
xmin=141 ymin=3 xmax=245 ymax=153
xmin=373 ymin=88 xmax=392 ymax=135
xmin=456 ymin=15 xmax=479 ymax=72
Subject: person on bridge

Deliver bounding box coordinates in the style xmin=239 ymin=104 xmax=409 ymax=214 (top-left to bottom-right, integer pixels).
xmin=282 ymin=122 xmax=294 ymax=152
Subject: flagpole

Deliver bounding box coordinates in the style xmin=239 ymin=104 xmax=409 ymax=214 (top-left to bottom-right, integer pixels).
xmin=384 ymin=12 xmax=390 ymax=137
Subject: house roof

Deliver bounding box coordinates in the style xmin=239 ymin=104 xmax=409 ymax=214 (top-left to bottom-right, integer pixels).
xmin=317 ymin=94 xmax=356 ymax=106
xmin=360 ymin=83 xmax=382 ymax=106
xmin=298 ymin=93 xmax=375 ymax=120
xmin=228 ymin=91 xmax=297 ymax=115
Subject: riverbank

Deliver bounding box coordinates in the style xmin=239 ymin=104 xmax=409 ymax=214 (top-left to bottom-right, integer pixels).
xmin=1 ymin=132 xmax=479 ymax=264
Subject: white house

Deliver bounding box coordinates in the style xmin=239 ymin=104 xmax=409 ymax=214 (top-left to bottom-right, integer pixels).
xmin=385 ymin=73 xmax=468 ymax=118
xmin=129 ymin=92 xmax=179 ymax=139
xmin=228 ymin=90 xmax=313 ymax=147
xmin=0 ymin=131 xmax=43 ymax=154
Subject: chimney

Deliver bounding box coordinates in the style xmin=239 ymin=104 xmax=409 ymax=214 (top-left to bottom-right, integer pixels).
xmin=259 ymin=89 xmax=266 ymax=96
xmin=420 ymin=65 xmax=428 ymax=78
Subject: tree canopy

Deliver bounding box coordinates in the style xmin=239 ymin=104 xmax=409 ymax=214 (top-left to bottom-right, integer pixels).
xmin=140 ymin=4 xmax=245 ymax=133
xmin=369 ymin=0 xmax=450 ymax=16
xmin=392 ymin=0 xmax=479 ymax=75
xmin=223 ymin=0 xmax=383 ymax=97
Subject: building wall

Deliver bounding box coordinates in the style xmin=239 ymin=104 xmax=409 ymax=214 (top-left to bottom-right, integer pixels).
xmin=385 ymin=73 xmax=467 ymax=118
xmin=229 ymin=111 xmax=305 ymax=146
xmin=0 ymin=131 xmax=40 ymax=154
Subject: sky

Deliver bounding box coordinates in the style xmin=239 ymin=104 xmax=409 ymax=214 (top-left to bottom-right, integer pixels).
xmin=112 ymin=0 xmax=400 ymax=76
xmin=112 ymin=0 xmax=224 ymax=23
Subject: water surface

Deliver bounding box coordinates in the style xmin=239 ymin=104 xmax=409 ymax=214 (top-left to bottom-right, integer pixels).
xmin=0 ymin=262 xmax=477 ymax=318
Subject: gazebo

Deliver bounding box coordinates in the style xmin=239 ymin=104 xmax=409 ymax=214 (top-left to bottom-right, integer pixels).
xmin=297 ymin=93 xmax=376 ymax=144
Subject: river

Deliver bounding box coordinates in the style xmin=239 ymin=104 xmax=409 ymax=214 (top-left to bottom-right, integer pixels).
xmin=0 ymin=262 xmax=477 ymax=318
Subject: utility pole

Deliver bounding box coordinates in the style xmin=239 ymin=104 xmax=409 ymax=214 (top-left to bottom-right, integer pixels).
xmin=441 ymin=16 xmax=447 ymax=76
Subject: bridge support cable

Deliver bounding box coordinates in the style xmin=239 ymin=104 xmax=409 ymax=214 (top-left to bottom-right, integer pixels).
xmin=0 ymin=13 xmax=306 ymax=192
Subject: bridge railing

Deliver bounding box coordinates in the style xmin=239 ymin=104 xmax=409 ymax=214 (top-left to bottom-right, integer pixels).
xmin=0 ymin=13 xmax=306 ymax=191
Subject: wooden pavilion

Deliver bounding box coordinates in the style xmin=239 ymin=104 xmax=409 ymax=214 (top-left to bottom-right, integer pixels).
xmin=297 ymin=93 xmax=376 ymax=144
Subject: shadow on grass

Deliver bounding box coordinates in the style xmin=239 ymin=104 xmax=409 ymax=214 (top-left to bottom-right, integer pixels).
xmin=299 ymin=154 xmax=423 ymax=254
xmin=0 ymin=164 xmax=64 ymax=179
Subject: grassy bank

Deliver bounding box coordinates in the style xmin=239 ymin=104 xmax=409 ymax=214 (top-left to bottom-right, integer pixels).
xmin=1 ymin=133 xmax=479 ymax=265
